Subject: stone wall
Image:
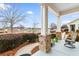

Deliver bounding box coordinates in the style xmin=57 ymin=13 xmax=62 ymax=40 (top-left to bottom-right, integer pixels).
xmin=39 ymin=35 xmax=51 ymax=53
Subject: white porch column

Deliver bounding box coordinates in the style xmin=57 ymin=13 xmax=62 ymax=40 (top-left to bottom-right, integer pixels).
xmin=75 ymin=24 xmax=78 ymax=31
xmin=67 ymin=25 xmax=71 ymax=32
xmin=56 ymin=16 xmax=61 ymax=40
xmin=56 ymin=16 xmax=61 ymax=32
xmin=39 ymin=4 xmax=51 ymax=53
xmin=41 ymin=4 xmax=48 ymax=36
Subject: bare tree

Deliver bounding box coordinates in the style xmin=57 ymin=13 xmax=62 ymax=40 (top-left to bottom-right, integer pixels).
xmin=0 ymin=7 xmax=26 ymax=33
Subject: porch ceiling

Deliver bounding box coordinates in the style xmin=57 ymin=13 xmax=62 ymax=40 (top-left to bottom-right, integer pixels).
xmin=47 ymin=3 xmax=79 ymax=16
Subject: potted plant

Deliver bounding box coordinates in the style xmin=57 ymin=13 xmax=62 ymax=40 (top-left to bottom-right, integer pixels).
xmin=51 ymin=34 xmax=59 ymax=47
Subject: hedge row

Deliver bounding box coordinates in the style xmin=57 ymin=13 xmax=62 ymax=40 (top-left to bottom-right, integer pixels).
xmin=0 ymin=33 xmax=39 ymax=52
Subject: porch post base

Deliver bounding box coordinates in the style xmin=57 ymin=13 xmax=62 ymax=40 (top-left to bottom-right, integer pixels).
xmin=39 ymin=35 xmax=51 ymax=53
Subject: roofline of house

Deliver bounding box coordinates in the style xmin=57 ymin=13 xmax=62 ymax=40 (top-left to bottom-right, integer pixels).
xmin=67 ymin=18 xmax=79 ymax=25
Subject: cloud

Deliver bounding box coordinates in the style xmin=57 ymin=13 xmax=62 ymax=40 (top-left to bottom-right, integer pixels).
xmin=26 ymin=11 xmax=33 ymax=15
xmin=62 ymin=20 xmax=71 ymax=25
xmin=0 ymin=3 xmax=11 ymax=10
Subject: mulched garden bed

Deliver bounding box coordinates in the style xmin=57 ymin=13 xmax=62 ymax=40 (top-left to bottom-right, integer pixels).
xmin=0 ymin=33 xmax=39 ymax=56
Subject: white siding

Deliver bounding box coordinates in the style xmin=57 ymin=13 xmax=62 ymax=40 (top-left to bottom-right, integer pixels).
xmin=67 ymin=19 xmax=79 ymax=31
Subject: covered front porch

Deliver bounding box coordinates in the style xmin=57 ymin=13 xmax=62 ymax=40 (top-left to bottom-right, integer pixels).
xmin=33 ymin=3 xmax=79 ymax=55
xmin=32 ymin=40 xmax=79 ymax=56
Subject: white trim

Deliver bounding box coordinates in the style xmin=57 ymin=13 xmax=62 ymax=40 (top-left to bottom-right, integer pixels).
xmin=47 ymin=3 xmax=60 ymax=16
xmin=60 ymin=7 xmax=79 ymax=16
xmin=56 ymin=16 xmax=61 ymax=32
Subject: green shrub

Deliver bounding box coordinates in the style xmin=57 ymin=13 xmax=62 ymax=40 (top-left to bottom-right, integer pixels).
xmin=51 ymin=34 xmax=56 ymax=39
xmin=51 ymin=34 xmax=59 ymax=43
xmin=22 ymin=33 xmax=39 ymax=42
xmin=0 ymin=35 xmax=22 ymax=52
xmin=0 ymin=33 xmax=39 ymax=52
xmin=0 ymin=40 xmax=10 ymax=52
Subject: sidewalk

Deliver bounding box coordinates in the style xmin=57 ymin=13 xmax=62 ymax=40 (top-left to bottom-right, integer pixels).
xmin=15 ymin=43 xmax=39 ymax=56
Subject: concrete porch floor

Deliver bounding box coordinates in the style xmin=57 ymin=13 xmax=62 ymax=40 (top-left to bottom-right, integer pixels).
xmin=32 ymin=40 xmax=79 ymax=56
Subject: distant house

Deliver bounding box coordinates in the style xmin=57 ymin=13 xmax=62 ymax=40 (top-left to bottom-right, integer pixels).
xmin=2 ymin=27 xmax=25 ymax=33
xmin=67 ymin=18 xmax=79 ymax=32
